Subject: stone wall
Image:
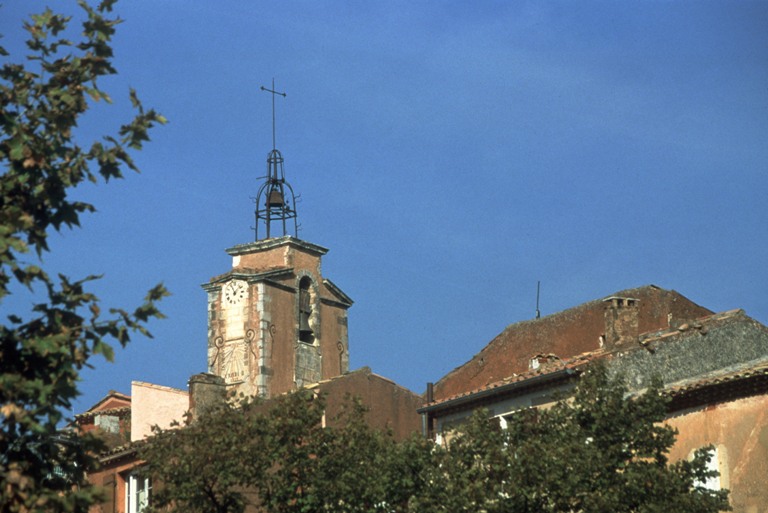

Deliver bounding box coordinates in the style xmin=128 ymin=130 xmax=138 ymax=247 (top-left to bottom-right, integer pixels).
xmin=607 ymin=310 xmax=768 ymax=391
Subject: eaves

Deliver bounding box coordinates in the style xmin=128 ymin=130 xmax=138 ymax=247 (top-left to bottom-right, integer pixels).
xmin=418 ymin=368 xmax=578 ymax=416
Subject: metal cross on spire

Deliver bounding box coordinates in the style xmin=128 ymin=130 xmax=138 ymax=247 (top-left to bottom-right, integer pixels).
xmin=254 ymin=79 xmax=297 ymax=240
xmin=260 ymin=79 xmax=286 ymax=151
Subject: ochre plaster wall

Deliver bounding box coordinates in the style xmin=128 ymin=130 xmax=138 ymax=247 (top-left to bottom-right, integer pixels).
xmin=319 ymin=300 xmax=349 ymax=377
xmin=318 ymin=368 xmax=423 ymax=440
xmin=130 ymin=381 xmax=188 ymax=441
xmin=264 ymin=283 xmax=298 ymax=396
xmin=233 ymin=245 xmax=291 ymax=270
xmin=87 ymin=459 xmax=136 ymax=513
xmin=666 ymin=394 xmax=768 ymax=513
xmin=232 ymin=242 xmax=322 ymax=277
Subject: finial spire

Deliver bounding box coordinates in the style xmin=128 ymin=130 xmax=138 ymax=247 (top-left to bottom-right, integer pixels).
xmin=260 ymin=78 xmax=286 ymax=151
xmin=254 ymin=80 xmax=298 ymax=240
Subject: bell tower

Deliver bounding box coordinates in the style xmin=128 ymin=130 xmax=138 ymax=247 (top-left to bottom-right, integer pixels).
xmin=203 ymin=82 xmax=352 ymax=398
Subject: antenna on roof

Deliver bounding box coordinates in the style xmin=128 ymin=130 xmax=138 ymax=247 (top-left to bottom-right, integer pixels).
xmin=535 ymin=280 xmax=541 ymax=319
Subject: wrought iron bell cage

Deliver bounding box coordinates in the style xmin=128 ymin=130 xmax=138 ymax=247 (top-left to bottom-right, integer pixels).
xmin=254 ymin=149 xmax=298 ymax=240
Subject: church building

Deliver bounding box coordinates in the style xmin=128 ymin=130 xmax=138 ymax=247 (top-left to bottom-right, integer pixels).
xmin=79 ymin=85 xmax=423 ymax=513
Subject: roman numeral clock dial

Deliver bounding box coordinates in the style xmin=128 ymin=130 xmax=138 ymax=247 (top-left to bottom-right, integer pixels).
xmin=224 ymin=280 xmax=246 ymax=305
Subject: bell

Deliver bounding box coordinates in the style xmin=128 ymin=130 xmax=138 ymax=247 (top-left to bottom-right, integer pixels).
xmin=299 ymin=313 xmax=314 ymax=343
xmin=299 ymin=313 xmax=311 ymax=332
xmin=267 ymin=190 xmax=284 ymax=207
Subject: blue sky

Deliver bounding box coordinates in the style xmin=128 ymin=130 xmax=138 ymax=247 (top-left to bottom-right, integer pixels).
xmin=2 ymin=1 xmax=767 ymax=415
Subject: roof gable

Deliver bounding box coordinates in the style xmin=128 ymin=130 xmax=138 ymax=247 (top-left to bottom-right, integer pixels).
xmin=432 ymin=285 xmax=712 ymax=401
xmin=83 ymin=390 xmax=131 ymax=413
xmin=322 ymin=278 xmax=353 ymax=308
xmin=425 ymin=308 xmax=768 ymax=415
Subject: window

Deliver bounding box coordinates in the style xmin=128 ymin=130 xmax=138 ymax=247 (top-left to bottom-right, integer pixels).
xmin=95 ymin=414 xmax=119 ymax=433
xmin=126 ymin=473 xmax=151 ymax=513
xmin=298 ymin=277 xmax=314 ymax=343
xmin=691 ymin=446 xmax=723 ymax=491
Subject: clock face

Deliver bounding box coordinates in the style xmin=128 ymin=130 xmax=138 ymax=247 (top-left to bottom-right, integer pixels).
xmin=223 ymin=280 xmax=247 ymax=305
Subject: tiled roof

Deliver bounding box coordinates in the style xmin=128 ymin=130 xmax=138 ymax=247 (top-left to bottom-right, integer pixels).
xmin=669 ymin=361 xmax=768 ymax=393
xmin=75 ymin=406 xmax=131 ymax=422
xmin=306 ymin=366 xmax=419 ymax=397
xmin=637 ymin=308 xmax=743 ymax=346
xmin=665 ymin=362 xmax=768 ymax=411
xmin=419 ymin=351 xmax=603 ymax=414
xmin=81 ymin=391 xmax=131 ymax=413
xmin=431 ymin=285 xmax=713 ymax=401
xmin=98 ymin=439 xmax=146 ymax=464
xmin=422 ymin=308 xmax=766 ymax=415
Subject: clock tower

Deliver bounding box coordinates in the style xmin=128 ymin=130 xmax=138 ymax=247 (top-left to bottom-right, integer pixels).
xmin=203 ymin=82 xmax=352 ymax=398
xmin=203 ymin=237 xmax=352 ymax=398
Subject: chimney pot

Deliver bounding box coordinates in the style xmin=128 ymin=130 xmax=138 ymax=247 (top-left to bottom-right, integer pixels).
xmin=602 ymin=296 xmax=639 ymax=349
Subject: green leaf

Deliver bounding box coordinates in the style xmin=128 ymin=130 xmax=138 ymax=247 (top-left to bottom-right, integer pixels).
xmin=9 ymin=135 xmax=27 ymax=160
xmin=1 ymin=2 xmax=166 ymax=511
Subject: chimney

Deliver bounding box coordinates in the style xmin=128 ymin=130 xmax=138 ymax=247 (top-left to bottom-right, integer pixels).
xmin=188 ymin=373 xmax=227 ymax=421
xmin=602 ymin=296 xmax=639 ymax=349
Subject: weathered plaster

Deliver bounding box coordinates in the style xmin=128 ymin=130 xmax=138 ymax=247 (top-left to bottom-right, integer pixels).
xmin=130 ymin=381 xmax=188 ymax=442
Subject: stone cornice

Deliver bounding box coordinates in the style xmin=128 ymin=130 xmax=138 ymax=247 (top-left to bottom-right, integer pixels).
xmin=202 ymin=268 xmax=294 ymax=290
xmin=323 ymin=278 xmax=353 ymax=307
xmin=226 ymin=236 xmax=329 ymax=257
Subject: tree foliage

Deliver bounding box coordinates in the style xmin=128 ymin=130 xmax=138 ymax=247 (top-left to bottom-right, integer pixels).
xmin=141 ymin=391 xmax=431 ymax=513
xmin=143 ymin=367 xmax=729 ymax=513
xmin=414 ymin=365 xmax=730 ymax=513
xmin=0 ymin=1 xmax=166 ymax=511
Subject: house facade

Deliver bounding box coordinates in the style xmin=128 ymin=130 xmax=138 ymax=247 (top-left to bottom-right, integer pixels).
xmin=77 ymin=383 xmax=188 ymax=513
xmin=419 ymin=285 xmax=768 ymax=512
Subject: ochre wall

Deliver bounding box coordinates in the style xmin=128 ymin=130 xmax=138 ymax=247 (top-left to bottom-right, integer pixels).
xmin=87 ymin=459 xmax=136 ymax=513
xmin=666 ymin=394 xmax=768 ymax=513
xmin=265 ymin=283 xmax=298 ymax=395
xmin=318 ymin=368 xmax=423 ymax=441
xmin=130 ymin=381 xmax=188 ymax=441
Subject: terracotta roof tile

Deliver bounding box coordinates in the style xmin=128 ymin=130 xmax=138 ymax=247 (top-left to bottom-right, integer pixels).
xmin=75 ymin=406 xmax=131 ymax=422
xmin=423 ymin=306 xmax=768 ymax=418
xmin=432 ymin=285 xmax=713 ymax=401
xmin=422 ymin=350 xmax=606 ymax=410
xmin=667 ymin=362 xmax=768 ymax=397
